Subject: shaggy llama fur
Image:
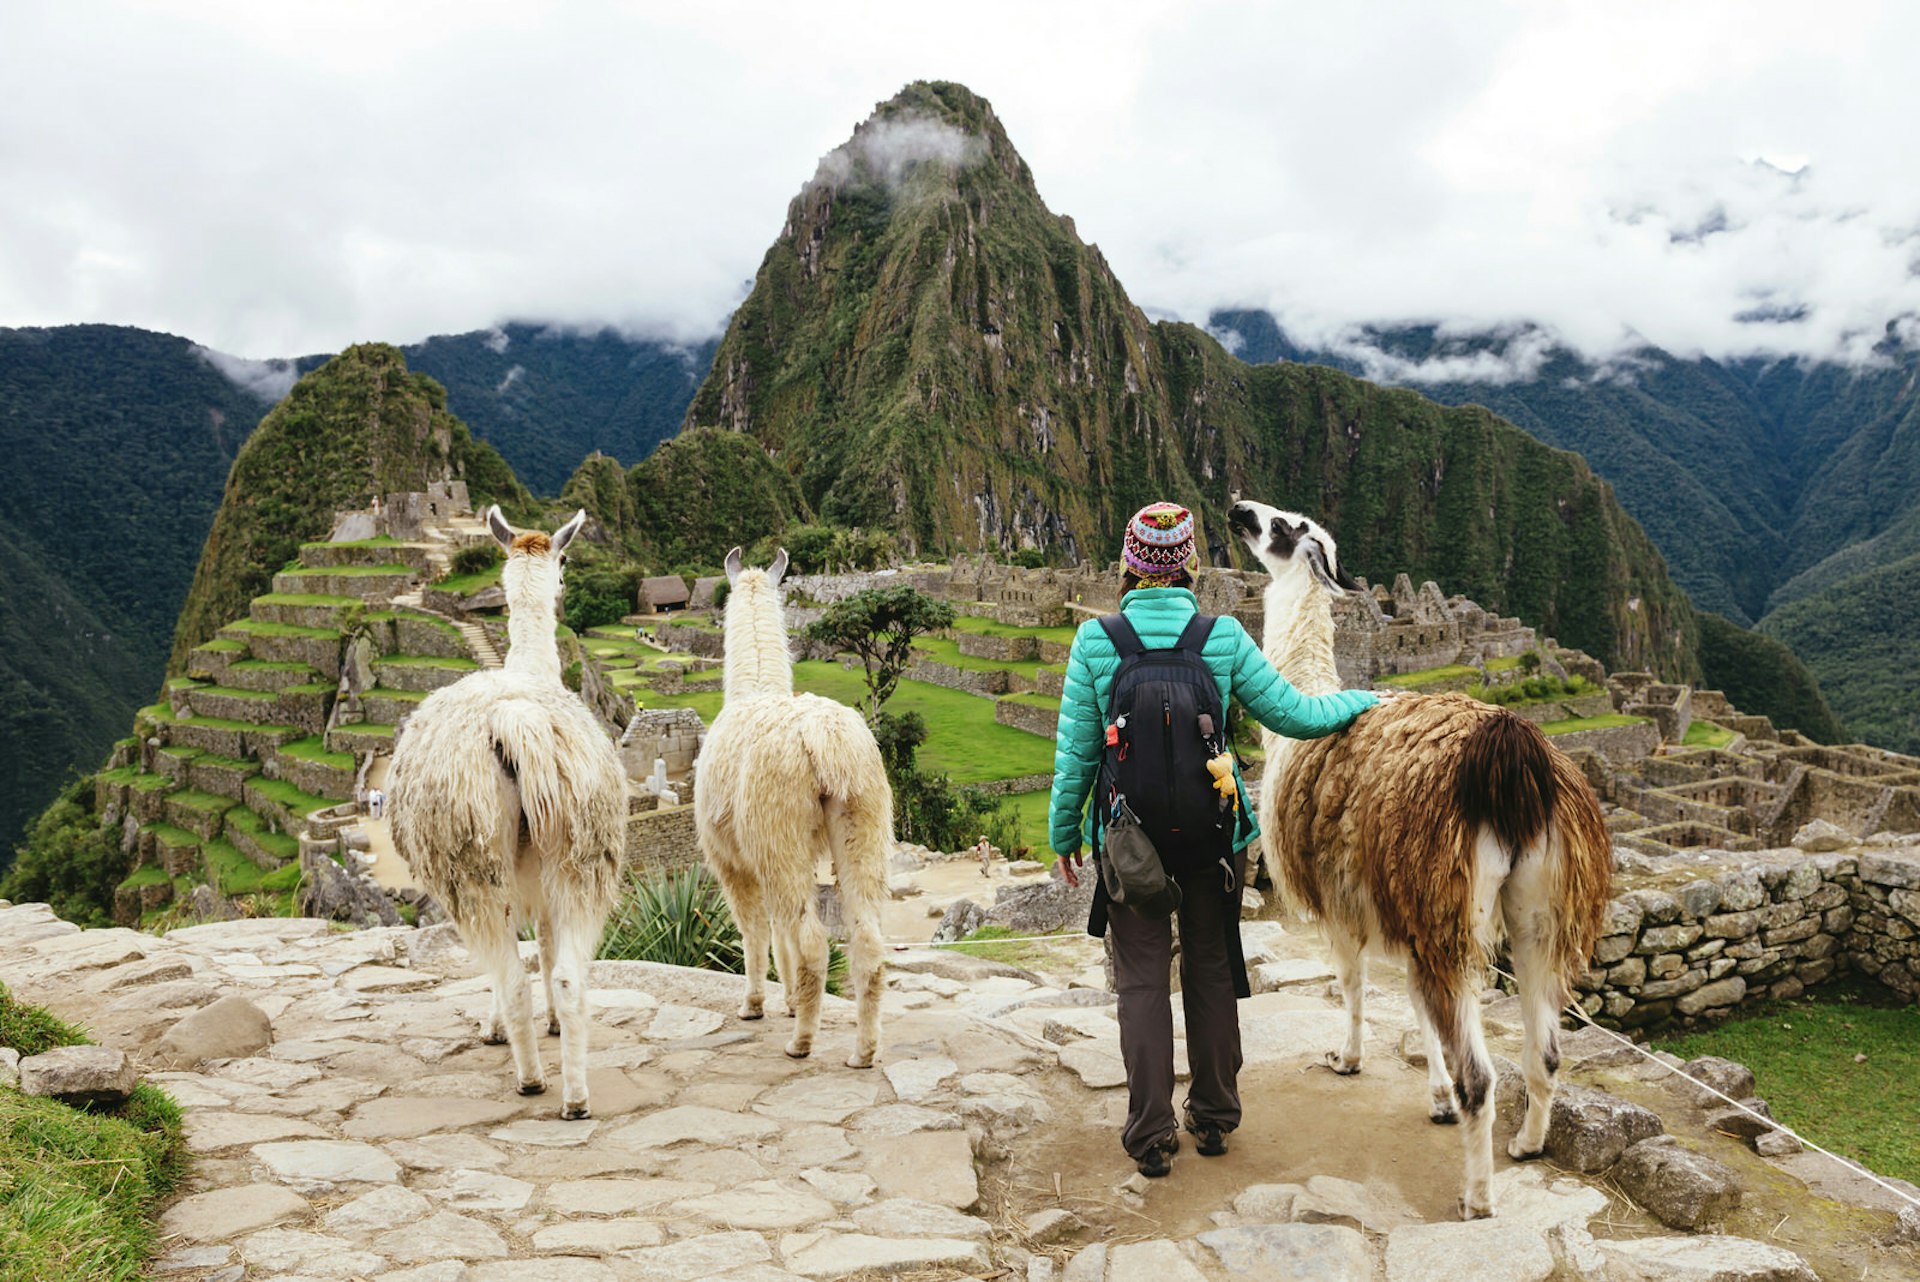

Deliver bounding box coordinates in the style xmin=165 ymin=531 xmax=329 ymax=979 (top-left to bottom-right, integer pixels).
xmin=694 ymin=547 xmax=891 ymax=1067
xmin=388 ymin=506 xmax=625 ymax=1118
xmin=1229 ymin=499 xmax=1612 ymax=1219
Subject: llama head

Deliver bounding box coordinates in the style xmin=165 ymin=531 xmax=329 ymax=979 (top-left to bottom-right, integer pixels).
xmin=488 ymin=505 xmax=586 ymax=610
xmin=1227 ymin=499 xmax=1360 ymax=595
xmin=722 ymin=546 xmax=789 ymax=589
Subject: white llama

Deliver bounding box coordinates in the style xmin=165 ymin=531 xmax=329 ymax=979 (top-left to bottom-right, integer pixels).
xmin=388 ymin=507 xmax=626 ymax=1118
xmin=1229 ymin=499 xmax=1612 ymax=1218
xmin=694 ymin=547 xmax=891 ymax=1066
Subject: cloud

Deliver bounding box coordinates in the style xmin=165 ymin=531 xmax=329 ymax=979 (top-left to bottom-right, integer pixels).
xmin=809 ymin=114 xmax=985 ymax=192
xmin=495 ymin=364 xmax=524 ymax=394
xmin=1 ymin=1 xmax=1917 ymax=373
xmin=190 ymin=344 xmax=299 ymax=401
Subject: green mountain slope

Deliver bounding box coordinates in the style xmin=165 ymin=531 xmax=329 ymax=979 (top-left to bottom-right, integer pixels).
xmin=675 ymin=80 xmax=1696 ymax=678
xmin=405 ymin=324 xmax=715 ymax=495
xmin=1760 ymin=551 xmax=1920 ymax=753
xmin=165 ymin=343 xmax=530 ymax=671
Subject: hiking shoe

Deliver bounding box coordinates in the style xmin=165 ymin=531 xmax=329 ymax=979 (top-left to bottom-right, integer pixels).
xmin=1188 ymin=1120 xmax=1228 ymax=1157
xmin=1136 ymin=1131 xmax=1179 ymax=1178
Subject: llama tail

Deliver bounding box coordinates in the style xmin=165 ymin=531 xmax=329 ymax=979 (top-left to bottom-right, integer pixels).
xmin=1542 ymin=751 xmax=1614 ymax=989
xmin=1454 ymin=711 xmax=1558 ymax=861
xmin=488 ymin=698 xmax=569 ymax=855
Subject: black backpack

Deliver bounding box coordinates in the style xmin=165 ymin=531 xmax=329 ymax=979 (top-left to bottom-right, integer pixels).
xmin=1095 ymin=612 xmax=1235 ymax=887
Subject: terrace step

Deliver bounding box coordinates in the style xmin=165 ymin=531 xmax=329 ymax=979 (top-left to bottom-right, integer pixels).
xmin=298 ymin=540 xmax=437 ymax=574
xmin=222 ymin=659 xmax=322 ymax=693
xmin=327 ymin=722 xmax=396 ymax=756
xmin=271 ymin=565 xmax=419 ymax=600
xmin=250 ymin=594 xmax=365 ymax=629
xmin=224 ymin=806 xmax=299 ymax=871
xmin=372 ymin=655 xmax=480 ymax=692
xmin=185 ymin=685 xmax=283 ymax=724
xmin=363 ymin=688 xmax=428 ymax=725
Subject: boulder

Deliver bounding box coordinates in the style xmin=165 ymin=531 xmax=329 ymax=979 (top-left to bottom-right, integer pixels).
xmin=1384 ymin=1220 xmax=1556 ymax=1282
xmin=1791 ymin=819 xmax=1852 ymax=852
xmin=154 ymin=994 xmax=273 ymax=1068
xmin=1676 ymin=1054 xmax=1756 ymax=1107
xmin=18 ymin=1044 xmax=137 ymax=1105
xmin=931 ymin=898 xmax=989 ymax=944
xmin=1493 ymin=1062 xmax=1663 ymax=1172
xmin=983 ymin=874 xmax=1095 ymax=934
xmin=1614 ymin=1136 xmax=1742 ymax=1229
xmin=297 ymin=847 xmax=402 ymax=928
xmin=1600 ymin=1235 xmax=1816 ymax=1281
xmin=1199 ymin=1224 xmax=1370 ymax=1281
xmin=0 ymin=1047 xmax=18 ymax=1090
xmin=1703 ymin=1098 xmax=1775 ymax=1140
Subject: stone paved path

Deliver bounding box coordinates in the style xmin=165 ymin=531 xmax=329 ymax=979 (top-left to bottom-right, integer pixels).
xmin=0 ymin=899 xmax=1871 ymax=1281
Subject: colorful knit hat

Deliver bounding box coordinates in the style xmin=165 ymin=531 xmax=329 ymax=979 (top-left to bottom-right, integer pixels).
xmin=1123 ymin=502 xmax=1198 ymax=583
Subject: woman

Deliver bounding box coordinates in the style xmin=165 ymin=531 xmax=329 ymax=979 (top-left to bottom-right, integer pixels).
xmin=1048 ymin=502 xmax=1380 ymax=1178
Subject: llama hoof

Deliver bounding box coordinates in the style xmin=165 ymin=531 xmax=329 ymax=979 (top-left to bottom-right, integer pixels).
xmin=1429 ymin=1102 xmax=1458 ymax=1125
xmin=1507 ymin=1136 xmax=1546 ymax=1161
xmin=546 ymin=1020 xmax=560 ymax=1037
xmin=561 ymin=1102 xmax=591 ymax=1120
xmin=1322 ymin=1050 xmax=1362 ymax=1075
xmin=517 ymin=1080 xmax=547 ymax=1096
xmin=784 ymin=1041 xmax=812 ymax=1060
xmin=1458 ymin=1193 xmax=1495 ymax=1221
xmin=845 ymin=1052 xmax=875 ymax=1069
xmin=482 ymin=1029 xmax=508 ymax=1046
xmin=737 ymin=1005 xmax=764 ymax=1021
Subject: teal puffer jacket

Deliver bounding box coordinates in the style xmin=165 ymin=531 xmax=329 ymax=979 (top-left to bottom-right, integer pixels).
xmin=1047 ymin=587 xmax=1378 ymax=856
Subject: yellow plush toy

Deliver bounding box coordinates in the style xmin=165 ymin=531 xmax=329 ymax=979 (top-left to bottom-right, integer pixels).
xmin=1206 ymin=752 xmax=1238 ymax=812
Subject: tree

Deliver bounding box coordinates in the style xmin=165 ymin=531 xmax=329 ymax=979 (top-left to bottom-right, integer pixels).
xmin=804 ymin=587 xmax=955 ymax=721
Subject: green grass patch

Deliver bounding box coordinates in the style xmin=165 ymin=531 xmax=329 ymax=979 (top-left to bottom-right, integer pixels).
xmin=997 ymin=790 xmax=1060 ymax=862
xmin=912 ymin=635 xmax=1055 ymax=680
xmin=165 ymin=789 xmax=236 ymax=815
xmin=1541 ymin=714 xmax=1651 ymax=735
xmin=223 ymin=618 xmax=341 ymax=640
xmin=202 ymin=839 xmax=268 ymax=895
xmin=303 ymin=535 xmax=404 ymax=549
xmin=0 ymin=983 xmax=186 ymax=1282
xmin=116 ymin=864 xmax=170 ymax=892
xmin=230 ymin=659 xmax=313 ymax=674
xmin=333 ymin=722 xmax=395 ymax=738
xmin=1658 ymin=984 xmax=1920 ymax=1185
xmin=224 ymin=807 xmax=299 ymax=861
xmin=281 ymin=561 xmax=414 ymax=576
xmin=248 ymin=777 xmax=338 ymax=818
xmin=141 ymin=823 xmax=199 ymax=850
xmin=438 ymin=564 xmax=503 ymax=595
xmin=1683 ymin=720 xmax=1739 ymax=748
xmin=192 ymin=685 xmax=276 ymax=702
xmin=259 ymin=862 xmax=304 ymax=893
xmin=1379 ymin=663 xmax=1482 ymax=689
xmin=95 ymin=767 xmax=172 ymax=793
xmin=635 ymin=688 xmax=725 ymax=721
xmin=366 ymin=686 xmax=427 ymax=703
xmin=378 ymin=654 xmax=480 ymax=670
xmin=276 ymin=736 xmax=355 ymax=770
xmin=253 ymin=592 xmax=363 ymax=608
xmin=164 ymin=677 xmax=203 ymax=692
xmin=946 ymin=924 xmax=1063 ymax=969
xmin=949 ymin=614 xmax=1080 ymax=646
xmin=194 ymin=637 xmax=247 ymax=653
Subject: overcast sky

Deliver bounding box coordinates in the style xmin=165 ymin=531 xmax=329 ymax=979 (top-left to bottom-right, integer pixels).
xmin=3 ymin=0 xmax=1915 ymax=376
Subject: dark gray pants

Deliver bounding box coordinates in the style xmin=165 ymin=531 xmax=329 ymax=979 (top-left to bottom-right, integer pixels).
xmin=1109 ymin=872 xmax=1243 ymax=1159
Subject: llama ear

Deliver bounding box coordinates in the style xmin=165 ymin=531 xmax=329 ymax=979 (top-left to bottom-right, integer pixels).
xmin=768 ymin=548 xmax=789 ymax=586
xmin=1302 ymin=535 xmax=1357 ymax=594
xmin=723 ymin=546 xmax=743 ymax=585
xmin=486 ymin=505 xmax=514 ymax=550
xmin=552 ymin=508 xmax=587 ymax=554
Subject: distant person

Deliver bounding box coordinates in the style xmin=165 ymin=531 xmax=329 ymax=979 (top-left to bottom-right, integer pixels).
xmin=1047 ymin=502 xmax=1382 ymax=1179
xmin=367 ymin=787 xmax=386 ymax=820
xmin=974 ymin=834 xmax=993 ymax=878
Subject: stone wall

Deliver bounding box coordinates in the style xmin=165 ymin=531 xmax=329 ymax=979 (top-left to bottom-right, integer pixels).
xmin=906 ymin=659 xmax=1011 ymax=696
xmin=994 ymin=699 xmax=1060 ymax=738
xmin=625 ymin=805 xmax=700 ymax=876
xmin=621 ymin=708 xmax=704 ymax=782
xmin=1577 ymin=841 xmax=1920 ymax=1034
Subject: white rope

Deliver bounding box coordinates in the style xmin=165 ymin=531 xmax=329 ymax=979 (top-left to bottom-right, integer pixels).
xmin=886 ymin=931 xmax=1091 ymax=950
xmin=1488 ymin=962 xmax=1920 ymax=1211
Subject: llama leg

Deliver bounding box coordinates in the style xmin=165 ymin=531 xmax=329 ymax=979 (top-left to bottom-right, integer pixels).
xmin=483 ymin=984 xmax=508 ymax=1045
xmin=1410 ymin=991 xmax=1458 ymax=1124
xmin=1432 ymin=984 xmax=1497 ymax=1219
xmin=537 ymin=908 xmax=561 ymax=1037
xmin=830 ymin=799 xmax=890 ymax=1069
xmin=1323 ymin=921 xmax=1367 ymax=1074
xmin=772 ymin=927 xmax=800 ymax=1019
xmin=783 ymin=907 xmax=829 ymax=1060
xmin=474 ymin=930 xmax=544 ymax=1096
xmin=1504 ymin=904 xmax=1565 ymax=1160
xmin=548 ymin=910 xmax=597 ymax=1119
xmin=727 ymin=874 xmax=770 ymax=1021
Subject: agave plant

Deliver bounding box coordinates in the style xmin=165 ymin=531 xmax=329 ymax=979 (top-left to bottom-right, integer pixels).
xmin=598 ymin=866 xmax=846 ymax=994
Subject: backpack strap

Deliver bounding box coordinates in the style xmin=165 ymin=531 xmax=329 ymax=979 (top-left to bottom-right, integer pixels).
xmin=1173 ymin=612 xmax=1217 ymax=654
xmin=1097 ymin=613 xmax=1145 ymax=659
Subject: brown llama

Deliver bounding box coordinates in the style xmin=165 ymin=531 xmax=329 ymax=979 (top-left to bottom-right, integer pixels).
xmin=1229 ymin=499 xmax=1612 ymax=1219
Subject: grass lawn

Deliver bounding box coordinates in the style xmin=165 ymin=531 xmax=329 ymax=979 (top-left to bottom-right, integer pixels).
xmin=377 ymin=654 xmax=480 ymax=670
xmin=142 ymin=822 xmax=199 ymax=851
xmin=438 ymin=564 xmax=503 ymax=596
xmin=280 ymin=562 xmax=415 ymax=577
xmin=116 ymin=864 xmax=170 ymax=891
xmin=1379 ymin=663 xmax=1482 ymax=689
xmin=223 ymin=618 xmax=341 ymax=641
xmin=1684 ymin=720 xmax=1739 ymax=748
xmin=913 ymin=636 xmax=1056 ymax=681
xmin=0 ymin=983 xmax=185 ymax=1282
xmin=947 ymin=924 xmax=1071 ymax=969
xmin=202 ymin=838 xmax=269 ymax=895
xmin=949 ymin=614 xmax=1081 ymax=647
xmin=248 ymin=777 xmax=338 ymax=818
xmin=254 ymin=592 xmax=363 ymax=608
xmin=1541 ymin=714 xmax=1650 ymax=735
xmin=304 ymin=535 xmax=403 ymax=549
xmin=192 ymin=685 xmax=276 ymax=702
xmin=277 ymin=736 xmax=356 ymax=770
xmin=997 ymin=790 xmax=1061 ymax=862
xmin=1658 ymin=983 xmax=1920 ymax=1185
xmin=224 ymin=807 xmax=299 ymax=861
